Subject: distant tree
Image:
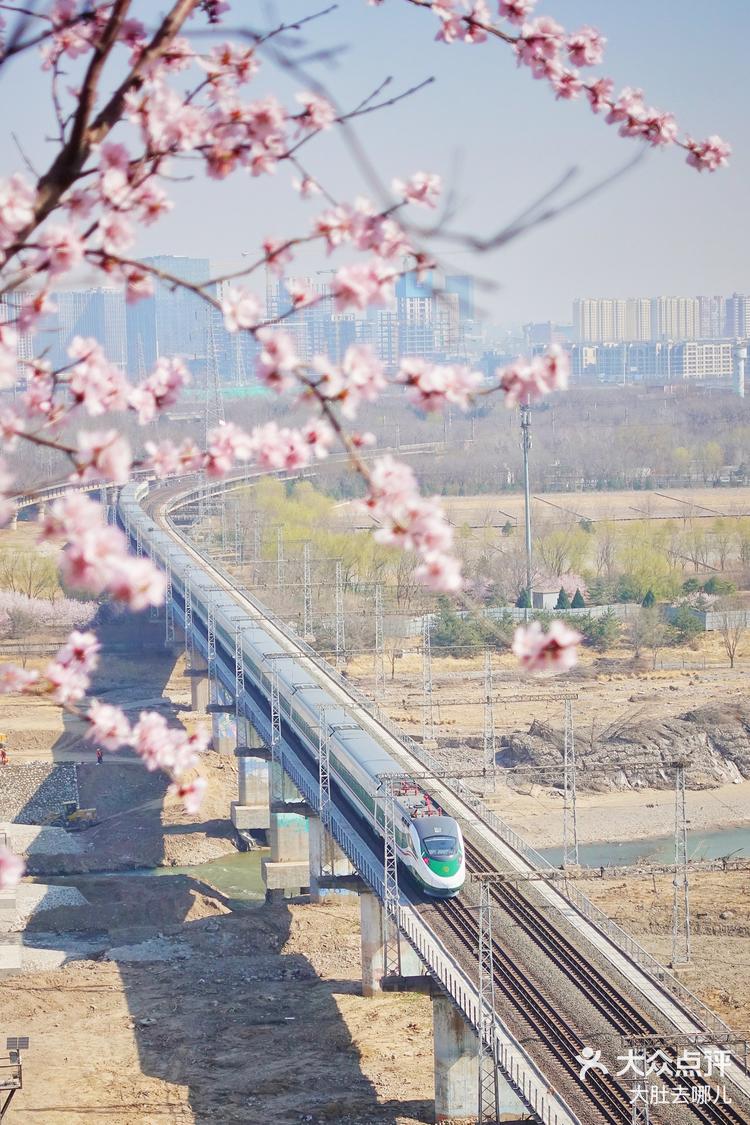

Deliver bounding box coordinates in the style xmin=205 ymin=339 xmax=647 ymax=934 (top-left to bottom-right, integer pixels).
xmin=516 ymin=588 xmax=531 ymax=609
xmin=642 ymin=589 xmax=656 ymax=608
xmin=571 ymin=588 xmax=586 ymax=609
xmin=717 ymin=598 xmax=748 ymax=670
xmin=681 ymin=577 xmax=701 ymax=595
xmin=579 ymin=518 xmax=594 ymax=534
xmin=638 ymin=608 xmax=674 ymax=670
xmin=703 ymin=576 xmax=736 ymax=597
xmin=671 ymin=603 xmax=703 ymax=646
xmin=501 ymin=520 xmax=514 ymax=537
xmin=555 ymin=586 xmax=571 ymax=610
xmin=578 ymin=609 xmax=620 ymax=653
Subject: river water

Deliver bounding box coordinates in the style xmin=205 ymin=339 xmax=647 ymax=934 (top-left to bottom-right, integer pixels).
xmin=42 ymin=849 xmax=269 ymax=908
xmin=541 ymin=825 xmax=750 ymax=868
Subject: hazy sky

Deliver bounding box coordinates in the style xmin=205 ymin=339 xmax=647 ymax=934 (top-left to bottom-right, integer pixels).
xmin=1 ymin=1 xmax=747 ymax=324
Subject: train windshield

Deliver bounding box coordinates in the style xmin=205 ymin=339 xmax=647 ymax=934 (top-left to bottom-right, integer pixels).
xmin=422 ymin=835 xmax=459 ymax=859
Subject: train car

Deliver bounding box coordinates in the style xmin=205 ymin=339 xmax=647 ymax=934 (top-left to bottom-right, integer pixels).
xmin=119 ymin=483 xmax=466 ymax=898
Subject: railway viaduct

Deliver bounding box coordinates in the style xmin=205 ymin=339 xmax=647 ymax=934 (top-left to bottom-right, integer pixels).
xmin=16 ymin=470 xmax=750 ymax=1125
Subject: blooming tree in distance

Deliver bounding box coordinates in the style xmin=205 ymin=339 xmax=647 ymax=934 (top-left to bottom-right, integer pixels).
xmin=0 ymin=0 xmax=730 ymax=884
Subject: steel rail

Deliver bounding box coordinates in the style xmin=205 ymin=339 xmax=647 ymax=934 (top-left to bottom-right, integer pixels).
xmin=465 ymin=842 xmax=748 ymax=1125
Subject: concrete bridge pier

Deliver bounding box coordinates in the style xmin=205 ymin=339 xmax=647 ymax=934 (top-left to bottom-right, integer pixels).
xmin=307 ymin=817 xmax=355 ymax=903
xmin=232 ymin=725 xmax=270 ymax=838
xmin=188 ymin=654 xmax=210 ymax=713
xmin=358 ymin=891 xmax=422 ymax=997
xmin=433 ymin=994 xmax=478 ymax=1122
xmin=261 ymin=764 xmax=310 ymax=901
xmin=432 ymin=993 xmax=527 ymax=1122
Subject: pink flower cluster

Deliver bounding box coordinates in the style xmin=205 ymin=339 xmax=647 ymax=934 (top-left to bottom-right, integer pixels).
xmin=497 ymin=344 xmax=569 ymax=408
xmin=397 ymin=358 xmax=482 ymax=412
xmin=45 ymin=629 xmax=100 ymax=705
xmin=364 ymin=456 xmax=462 ymax=592
xmin=314 ymin=345 xmax=387 ymax=420
xmin=41 ymin=493 xmax=165 ymax=610
xmin=84 ymin=700 xmax=209 ymax=813
xmin=314 ymin=197 xmax=411 ymax=260
xmin=0 ymin=846 xmax=24 ymax=891
xmin=331 ymin=261 xmax=397 ymax=312
xmin=129 ymin=357 xmax=190 ymax=423
xmin=512 ymin=620 xmax=582 ymax=675
xmin=395 ymin=2 xmax=730 ymax=171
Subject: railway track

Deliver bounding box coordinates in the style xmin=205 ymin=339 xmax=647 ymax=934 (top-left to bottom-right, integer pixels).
xmin=463 ymin=841 xmax=748 ymax=1125
xmin=434 ymin=892 xmax=635 ymax=1124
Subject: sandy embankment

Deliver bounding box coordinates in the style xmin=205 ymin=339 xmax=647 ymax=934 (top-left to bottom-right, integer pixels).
xmin=489 ymin=778 xmax=750 ymax=850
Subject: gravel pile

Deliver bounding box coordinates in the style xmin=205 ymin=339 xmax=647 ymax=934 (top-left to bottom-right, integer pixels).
xmin=11 ymin=883 xmax=88 ymax=931
xmin=2 ymin=823 xmax=84 ymax=856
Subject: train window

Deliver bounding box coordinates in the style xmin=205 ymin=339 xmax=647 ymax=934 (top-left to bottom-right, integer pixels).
xmin=422 ymin=835 xmax=458 ymax=859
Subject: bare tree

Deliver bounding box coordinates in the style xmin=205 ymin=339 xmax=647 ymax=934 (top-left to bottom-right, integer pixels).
xmin=0 ymin=551 xmax=57 ymax=600
xmin=717 ymin=599 xmax=748 ymax=670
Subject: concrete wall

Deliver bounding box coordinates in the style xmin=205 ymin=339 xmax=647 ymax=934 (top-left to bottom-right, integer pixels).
xmin=0 ymin=763 xmax=78 ymax=824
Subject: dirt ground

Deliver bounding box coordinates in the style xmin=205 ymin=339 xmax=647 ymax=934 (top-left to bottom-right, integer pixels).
xmin=1 ymin=892 xmax=437 ymax=1125
xmin=579 ymin=870 xmax=750 ymax=1040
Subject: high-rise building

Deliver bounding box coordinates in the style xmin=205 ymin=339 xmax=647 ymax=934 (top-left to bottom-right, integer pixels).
xmin=650 ymin=296 xmax=700 ymax=341
xmin=697 ymin=295 xmax=727 ymax=339
xmin=49 ymin=288 xmax=126 ymax=372
xmin=125 ymin=255 xmax=213 ymax=378
xmin=396 ymin=270 xmax=435 ymax=358
xmin=624 ymin=298 xmax=651 ymax=342
xmin=573 ymin=298 xmax=626 ymax=342
xmin=725 ymin=293 xmax=750 ymax=339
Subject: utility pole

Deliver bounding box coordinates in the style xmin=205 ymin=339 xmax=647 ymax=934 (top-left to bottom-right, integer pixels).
xmin=422 ymin=613 xmax=435 ymax=743
xmin=562 ymin=698 xmax=579 ymax=867
xmin=335 ymin=559 xmax=345 ymax=670
xmin=477 ymin=878 xmax=500 ymax=1123
xmin=520 ymin=399 xmax=533 ymax=621
xmin=374 ymin=583 xmax=385 ymax=700
xmin=276 ymin=526 xmax=284 ymax=589
xmin=672 ymin=761 xmax=691 ymax=966
xmin=483 ymin=648 xmax=496 ymax=784
xmin=302 ymin=541 xmax=312 ymax=641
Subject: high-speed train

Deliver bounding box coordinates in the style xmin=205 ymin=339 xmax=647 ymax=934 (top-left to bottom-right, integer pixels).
xmin=119 ymin=481 xmax=465 ymax=898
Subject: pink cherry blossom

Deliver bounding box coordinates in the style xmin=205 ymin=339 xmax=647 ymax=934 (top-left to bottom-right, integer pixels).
xmin=250 ymin=422 xmax=311 ymax=471
xmin=74 ymin=430 xmax=132 ymax=485
xmin=144 ymin=437 xmax=203 ymax=478
xmin=0 ymin=174 xmax=36 ymax=247
xmin=205 ymin=421 xmax=254 ymax=477
xmin=498 ymin=345 xmax=569 ymax=408
xmin=397 ymin=359 xmax=482 ymax=412
xmin=36 ymin=223 xmax=84 ymax=275
xmin=222 ymin=285 xmax=261 ymax=332
xmin=565 ymin=26 xmax=605 ymax=68
xmin=585 ymin=77 xmax=614 ymax=114
xmin=295 ymin=92 xmax=336 ymax=132
xmin=255 ymin=328 xmax=299 ymax=392
xmin=106 ymin=556 xmax=166 ymax=612
xmin=331 ymin=260 xmax=396 ymax=312
xmin=0 ymin=664 xmax=39 ymax=693
xmin=169 ymin=775 xmax=208 ymax=815
xmin=67 ymin=336 xmax=129 ymax=416
xmin=511 ymin=620 xmax=582 ymax=675
xmin=86 ymin=699 xmax=131 ymax=750
xmin=685 ymin=135 xmax=732 ymax=173
xmin=129 ymin=356 xmax=190 ymax=424
xmin=0 ymin=846 xmax=24 ymax=891
xmin=292 ymin=175 xmax=321 ymax=199
xmin=45 ymin=660 xmax=89 ymax=705
xmin=549 ymin=66 xmax=583 ymax=101
xmin=516 ymin=17 xmax=565 ymax=76
xmin=302 ymin=417 xmax=335 ymax=459
xmin=498 ymin=0 xmax=535 ymax=25
xmin=392 ymin=172 xmax=442 ymax=209
xmin=415 ymin=551 xmax=463 ymax=593
xmin=56 ymin=629 xmax=101 ymax=673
